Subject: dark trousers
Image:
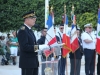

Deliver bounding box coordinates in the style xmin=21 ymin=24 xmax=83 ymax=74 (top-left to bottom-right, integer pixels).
xmin=21 ymin=68 xmax=38 ymax=75
xmin=70 ymin=59 xmax=81 ymax=75
xmin=97 ymin=55 xmax=100 ymax=75
xmin=84 ymin=49 xmax=95 ymax=75
xmin=58 ymin=56 xmax=66 ymax=75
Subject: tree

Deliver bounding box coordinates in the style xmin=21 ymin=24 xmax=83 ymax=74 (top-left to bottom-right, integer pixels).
xmin=0 ymin=0 xmax=99 ymax=32
xmin=77 ymin=12 xmax=97 ymax=30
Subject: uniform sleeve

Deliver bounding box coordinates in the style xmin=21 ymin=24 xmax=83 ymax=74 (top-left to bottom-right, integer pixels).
xmin=17 ymin=30 xmax=34 ymax=52
xmin=37 ymin=38 xmax=42 ymax=44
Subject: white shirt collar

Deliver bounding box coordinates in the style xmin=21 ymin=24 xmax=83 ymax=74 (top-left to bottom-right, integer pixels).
xmin=24 ymin=23 xmax=31 ymax=29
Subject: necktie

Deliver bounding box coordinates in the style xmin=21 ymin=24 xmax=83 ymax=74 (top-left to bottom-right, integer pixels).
xmin=29 ymin=29 xmax=36 ymax=44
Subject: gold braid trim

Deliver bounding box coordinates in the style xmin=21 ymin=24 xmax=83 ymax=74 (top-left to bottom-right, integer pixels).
xmin=23 ymin=13 xmax=35 ymax=19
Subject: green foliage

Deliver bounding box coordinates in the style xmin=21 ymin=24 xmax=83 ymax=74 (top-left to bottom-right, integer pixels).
xmin=0 ymin=0 xmax=99 ymax=32
xmin=0 ymin=0 xmax=45 ymax=32
xmin=77 ymin=12 xmax=97 ymax=30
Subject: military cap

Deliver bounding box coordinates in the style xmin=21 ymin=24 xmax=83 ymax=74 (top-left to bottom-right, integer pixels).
xmin=60 ymin=23 xmax=64 ymax=26
xmin=7 ymin=33 xmax=10 ymax=36
xmin=22 ymin=10 xmax=37 ymax=19
xmin=84 ymin=23 xmax=92 ymax=28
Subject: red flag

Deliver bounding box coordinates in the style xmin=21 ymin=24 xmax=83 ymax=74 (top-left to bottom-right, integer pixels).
xmin=96 ymin=8 xmax=100 ymax=54
xmin=62 ymin=14 xmax=71 ymax=57
xmin=43 ymin=48 xmax=54 ymax=57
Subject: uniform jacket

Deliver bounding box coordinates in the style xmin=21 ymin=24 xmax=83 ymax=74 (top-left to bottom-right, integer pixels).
xmin=37 ymin=36 xmax=45 ymax=45
xmin=17 ymin=25 xmax=39 ymax=68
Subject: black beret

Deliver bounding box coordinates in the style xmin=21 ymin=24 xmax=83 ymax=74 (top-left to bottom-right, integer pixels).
xmin=41 ymin=26 xmax=47 ymax=30
xmin=22 ymin=10 xmax=37 ymax=19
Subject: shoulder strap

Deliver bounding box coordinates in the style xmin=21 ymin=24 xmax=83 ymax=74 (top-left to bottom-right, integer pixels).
xmin=58 ymin=32 xmax=62 ymax=40
xmin=86 ymin=32 xmax=93 ymax=40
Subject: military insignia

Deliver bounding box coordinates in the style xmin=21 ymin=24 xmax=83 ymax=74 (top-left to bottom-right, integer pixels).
xmin=21 ymin=26 xmax=25 ymax=30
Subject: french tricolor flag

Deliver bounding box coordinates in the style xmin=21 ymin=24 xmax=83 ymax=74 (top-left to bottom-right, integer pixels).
xmin=45 ymin=13 xmax=57 ymax=47
xmin=51 ymin=9 xmax=54 ymax=24
xmin=44 ymin=13 xmax=57 ymax=57
xmin=71 ymin=15 xmax=79 ymax=52
xmin=96 ymin=8 xmax=100 ymax=54
xmin=62 ymin=14 xmax=71 ymax=57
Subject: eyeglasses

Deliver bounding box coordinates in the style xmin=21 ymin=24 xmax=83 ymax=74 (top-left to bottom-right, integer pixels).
xmin=43 ymin=31 xmax=47 ymax=32
xmin=89 ymin=27 xmax=92 ymax=29
xmin=86 ymin=27 xmax=92 ymax=29
xmin=60 ymin=28 xmax=64 ymax=29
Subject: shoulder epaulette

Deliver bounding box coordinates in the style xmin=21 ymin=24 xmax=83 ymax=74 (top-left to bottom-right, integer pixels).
xmin=20 ymin=26 xmax=25 ymax=30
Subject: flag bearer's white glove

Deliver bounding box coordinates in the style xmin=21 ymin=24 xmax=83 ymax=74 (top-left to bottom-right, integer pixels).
xmin=39 ymin=44 xmax=50 ymax=50
xmin=58 ymin=56 xmax=61 ymax=60
xmin=34 ymin=44 xmax=50 ymax=52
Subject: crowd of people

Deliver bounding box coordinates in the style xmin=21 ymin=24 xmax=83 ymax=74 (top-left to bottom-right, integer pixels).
xmin=0 ymin=10 xmax=100 ymax=75
xmin=0 ymin=31 xmax=19 ymax=65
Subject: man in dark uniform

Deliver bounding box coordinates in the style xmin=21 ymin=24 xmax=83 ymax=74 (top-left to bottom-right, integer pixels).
xmin=69 ymin=29 xmax=83 ymax=75
xmin=37 ymin=28 xmax=47 ymax=44
xmin=97 ymin=55 xmax=100 ymax=75
xmin=17 ymin=11 xmax=39 ymax=75
xmin=37 ymin=27 xmax=60 ymax=75
xmin=57 ymin=24 xmax=66 ymax=75
xmin=37 ymin=27 xmax=48 ymax=75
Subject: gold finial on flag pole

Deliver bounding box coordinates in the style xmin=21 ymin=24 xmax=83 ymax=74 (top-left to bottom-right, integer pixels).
xmin=50 ymin=6 xmax=53 ymax=12
xmin=99 ymin=3 xmax=100 ymax=8
xmin=72 ymin=4 xmax=74 ymax=15
xmin=71 ymin=4 xmax=74 ymax=21
xmin=64 ymin=4 xmax=66 ymax=14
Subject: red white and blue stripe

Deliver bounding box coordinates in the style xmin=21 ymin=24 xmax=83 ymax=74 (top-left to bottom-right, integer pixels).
xmin=96 ymin=8 xmax=100 ymax=54
xmin=45 ymin=13 xmax=57 ymax=46
xmin=71 ymin=15 xmax=79 ymax=52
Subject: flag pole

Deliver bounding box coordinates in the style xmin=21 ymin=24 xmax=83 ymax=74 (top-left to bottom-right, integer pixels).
xmin=64 ymin=4 xmax=68 ymax=75
xmin=45 ymin=0 xmax=49 ymax=28
xmin=71 ymin=4 xmax=74 ymax=22
xmin=50 ymin=6 xmax=54 ymax=75
xmin=50 ymin=6 xmax=53 ymax=13
xmin=50 ymin=6 xmax=54 ymax=24
xmin=71 ymin=4 xmax=77 ymax=75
